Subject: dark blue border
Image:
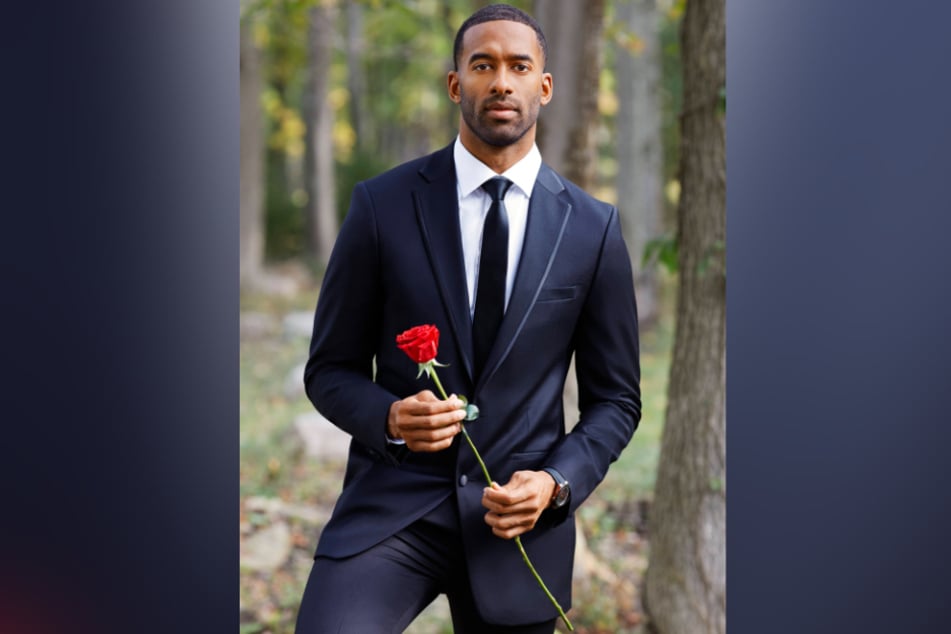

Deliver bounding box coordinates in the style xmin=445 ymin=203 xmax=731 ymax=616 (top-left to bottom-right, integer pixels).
xmin=729 ymin=1 xmax=951 ymax=632
xmin=3 ymin=2 xmax=237 ymax=632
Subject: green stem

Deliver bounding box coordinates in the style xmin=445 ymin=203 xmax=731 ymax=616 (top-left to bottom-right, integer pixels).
xmin=514 ymin=535 xmax=573 ymax=631
xmin=428 ymin=364 xmax=450 ymax=401
xmin=427 ymin=363 xmax=574 ymax=631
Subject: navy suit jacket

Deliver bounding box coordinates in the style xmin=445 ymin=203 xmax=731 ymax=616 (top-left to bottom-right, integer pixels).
xmin=304 ymin=143 xmax=641 ymax=625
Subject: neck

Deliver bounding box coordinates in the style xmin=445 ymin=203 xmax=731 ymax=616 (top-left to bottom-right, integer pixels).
xmin=458 ymin=124 xmax=536 ymax=174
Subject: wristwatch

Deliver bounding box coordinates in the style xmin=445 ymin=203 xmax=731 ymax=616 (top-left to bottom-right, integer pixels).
xmin=542 ymin=467 xmax=570 ymax=509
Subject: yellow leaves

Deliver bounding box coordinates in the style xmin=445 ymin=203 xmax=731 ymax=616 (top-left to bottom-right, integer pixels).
xmin=599 ymin=90 xmax=619 ymax=117
xmin=667 ymin=0 xmax=687 ymax=21
xmin=262 ymin=89 xmax=306 ymax=158
xmin=252 ymin=21 xmax=269 ymax=49
xmin=328 ymin=86 xmax=349 ymax=111
xmin=333 ymin=120 xmax=356 ymax=162
xmin=617 ymin=30 xmax=645 ymax=56
xmin=665 ymin=179 xmax=681 ymax=206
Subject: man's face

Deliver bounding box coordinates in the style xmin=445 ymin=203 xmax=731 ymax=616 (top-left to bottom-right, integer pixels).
xmin=449 ymin=20 xmax=552 ymax=148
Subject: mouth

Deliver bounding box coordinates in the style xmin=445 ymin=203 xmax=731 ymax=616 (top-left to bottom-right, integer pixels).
xmin=485 ymin=102 xmax=519 ymax=120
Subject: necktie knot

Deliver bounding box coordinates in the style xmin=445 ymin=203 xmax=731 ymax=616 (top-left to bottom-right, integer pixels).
xmin=481 ymin=176 xmax=513 ymax=203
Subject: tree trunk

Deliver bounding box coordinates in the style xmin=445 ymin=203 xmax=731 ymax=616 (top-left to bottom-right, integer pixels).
xmin=345 ymin=0 xmax=370 ymax=153
xmin=616 ymin=0 xmax=663 ymax=327
xmin=240 ymin=15 xmax=265 ymax=288
xmin=533 ymin=0 xmax=605 ymax=190
xmin=303 ymin=1 xmax=339 ymax=267
xmin=643 ymin=0 xmax=725 ymax=632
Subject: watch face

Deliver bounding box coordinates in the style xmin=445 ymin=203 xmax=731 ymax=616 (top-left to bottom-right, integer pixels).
xmin=554 ymin=484 xmax=570 ymax=507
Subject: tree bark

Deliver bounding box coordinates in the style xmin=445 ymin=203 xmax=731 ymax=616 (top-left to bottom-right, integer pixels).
xmin=616 ymin=0 xmax=663 ymax=327
xmin=345 ymin=0 xmax=370 ymax=153
xmin=533 ymin=0 xmax=605 ymax=190
xmin=303 ymin=1 xmax=339 ymax=267
xmin=240 ymin=15 xmax=265 ymax=288
xmin=644 ymin=0 xmax=726 ymax=632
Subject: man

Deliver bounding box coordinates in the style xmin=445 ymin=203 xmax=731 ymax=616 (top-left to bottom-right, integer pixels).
xmin=297 ymin=4 xmax=640 ymax=632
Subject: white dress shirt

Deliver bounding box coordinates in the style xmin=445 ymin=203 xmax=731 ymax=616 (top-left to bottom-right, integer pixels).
xmin=453 ymin=136 xmax=542 ymax=318
xmin=387 ymin=140 xmax=542 ymax=445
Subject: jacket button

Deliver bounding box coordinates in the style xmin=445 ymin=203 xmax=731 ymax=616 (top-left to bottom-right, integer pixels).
xmin=459 ymin=474 xmax=468 ymax=487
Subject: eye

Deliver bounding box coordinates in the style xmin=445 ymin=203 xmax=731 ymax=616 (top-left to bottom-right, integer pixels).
xmin=513 ymin=63 xmax=530 ymax=72
xmin=473 ymin=63 xmax=491 ymax=71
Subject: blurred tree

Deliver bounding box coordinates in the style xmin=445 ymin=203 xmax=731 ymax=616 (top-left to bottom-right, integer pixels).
xmin=534 ymin=0 xmax=606 ymax=190
xmin=240 ymin=10 xmax=265 ymax=288
xmin=616 ymin=0 xmax=663 ymax=327
xmin=345 ymin=0 xmax=369 ymax=153
xmin=257 ymin=0 xmax=310 ymax=260
xmin=303 ymin=0 xmax=339 ymax=266
xmin=643 ymin=0 xmax=725 ymax=632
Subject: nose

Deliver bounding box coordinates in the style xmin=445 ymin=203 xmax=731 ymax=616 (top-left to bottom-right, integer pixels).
xmin=490 ymin=67 xmax=513 ymax=94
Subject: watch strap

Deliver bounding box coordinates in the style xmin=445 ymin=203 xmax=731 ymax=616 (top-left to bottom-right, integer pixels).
xmin=542 ymin=467 xmax=569 ymax=507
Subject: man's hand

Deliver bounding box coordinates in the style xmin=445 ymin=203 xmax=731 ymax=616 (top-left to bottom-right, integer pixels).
xmin=387 ymin=390 xmax=465 ymax=452
xmin=481 ymin=470 xmax=556 ymax=539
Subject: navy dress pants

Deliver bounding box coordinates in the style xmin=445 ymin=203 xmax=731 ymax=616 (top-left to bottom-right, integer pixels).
xmin=294 ymin=494 xmax=557 ymax=634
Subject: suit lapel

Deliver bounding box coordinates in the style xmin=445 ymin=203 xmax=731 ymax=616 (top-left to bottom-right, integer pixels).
xmin=413 ymin=146 xmax=475 ymax=384
xmin=478 ymin=164 xmax=571 ymax=389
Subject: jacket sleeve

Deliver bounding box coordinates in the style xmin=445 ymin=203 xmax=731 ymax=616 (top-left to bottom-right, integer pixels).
xmin=303 ymin=182 xmax=401 ymax=463
xmin=544 ymin=207 xmax=642 ymax=519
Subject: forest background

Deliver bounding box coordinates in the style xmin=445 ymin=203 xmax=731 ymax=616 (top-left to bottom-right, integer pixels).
xmin=239 ymin=1 xmax=725 ymax=632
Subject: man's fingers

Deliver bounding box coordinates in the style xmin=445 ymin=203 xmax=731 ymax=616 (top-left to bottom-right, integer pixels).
xmin=402 ymin=420 xmax=462 ymax=452
xmin=482 ymin=485 xmax=533 ymax=507
xmin=482 ymin=497 xmax=539 ymax=515
xmin=403 ymin=422 xmax=461 ymax=442
xmin=405 ymin=434 xmax=457 ymax=453
xmin=399 ymin=407 xmax=466 ymax=430
xmin=415 ymin=389 xmax=438 ymax=402
xmin=402 ymin=396 xmax=465 ymax=416
xmin=484 ymin=511 xmax=537 ymax=539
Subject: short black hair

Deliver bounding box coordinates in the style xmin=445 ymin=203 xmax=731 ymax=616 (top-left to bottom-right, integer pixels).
xmin=452 ymin=4 xmax=548 ymax=71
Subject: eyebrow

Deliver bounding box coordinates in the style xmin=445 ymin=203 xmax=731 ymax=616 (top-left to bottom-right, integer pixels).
xmin=467 ymin=52 xmax=535 ymax=66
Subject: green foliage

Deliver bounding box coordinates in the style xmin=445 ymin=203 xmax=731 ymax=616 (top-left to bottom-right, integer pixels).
xmin=335 ymin=148 xmax=395 ymax=220
xmin=594 ymin=296 xmax=674 ymax=502
xmin=642 ymin=233 xmax=679 ymax=274
xmin=264 ymin=151 xmax=306 ymax=260
xmin=697 ymin=239 xmax=725 ymax=277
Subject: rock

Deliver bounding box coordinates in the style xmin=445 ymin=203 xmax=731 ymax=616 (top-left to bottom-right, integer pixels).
xmin=284 ymin=362 xmax=308 ymax=399
xmin=293 ymin=411 xmax=351 ymax=460
xmin=240 ymin=520 xmax=292 ymax=572
xmin=245 ymin=495 xmax=330 ymax=525
xmin=283 ymin=311 xmax=314 ymax=339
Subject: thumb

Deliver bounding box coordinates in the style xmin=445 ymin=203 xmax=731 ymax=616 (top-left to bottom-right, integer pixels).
xmin=416 ymin=389 xmax=438 ymax=401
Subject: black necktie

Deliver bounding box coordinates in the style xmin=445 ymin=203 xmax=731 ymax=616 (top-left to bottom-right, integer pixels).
xmin=472 ymin=176 xmax=513 ymax=380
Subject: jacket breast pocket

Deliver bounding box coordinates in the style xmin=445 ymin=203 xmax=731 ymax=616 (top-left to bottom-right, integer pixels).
xmin=535 ymin=285 xmax=578 ymax=304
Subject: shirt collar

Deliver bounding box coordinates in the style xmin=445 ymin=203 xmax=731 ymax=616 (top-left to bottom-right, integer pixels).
xmin=453 ymin=136 xmax=542 ymax=199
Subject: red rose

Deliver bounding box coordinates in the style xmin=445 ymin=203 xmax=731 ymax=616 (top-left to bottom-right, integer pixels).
xmin=396 ymin=324 xmax=440 ymax=364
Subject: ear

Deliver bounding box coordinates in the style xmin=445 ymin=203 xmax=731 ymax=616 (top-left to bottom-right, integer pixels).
xmin=540 ymin=72 xmax=553 ymax=106
xmin=447 ymin=71 xmax=461 ymax=104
